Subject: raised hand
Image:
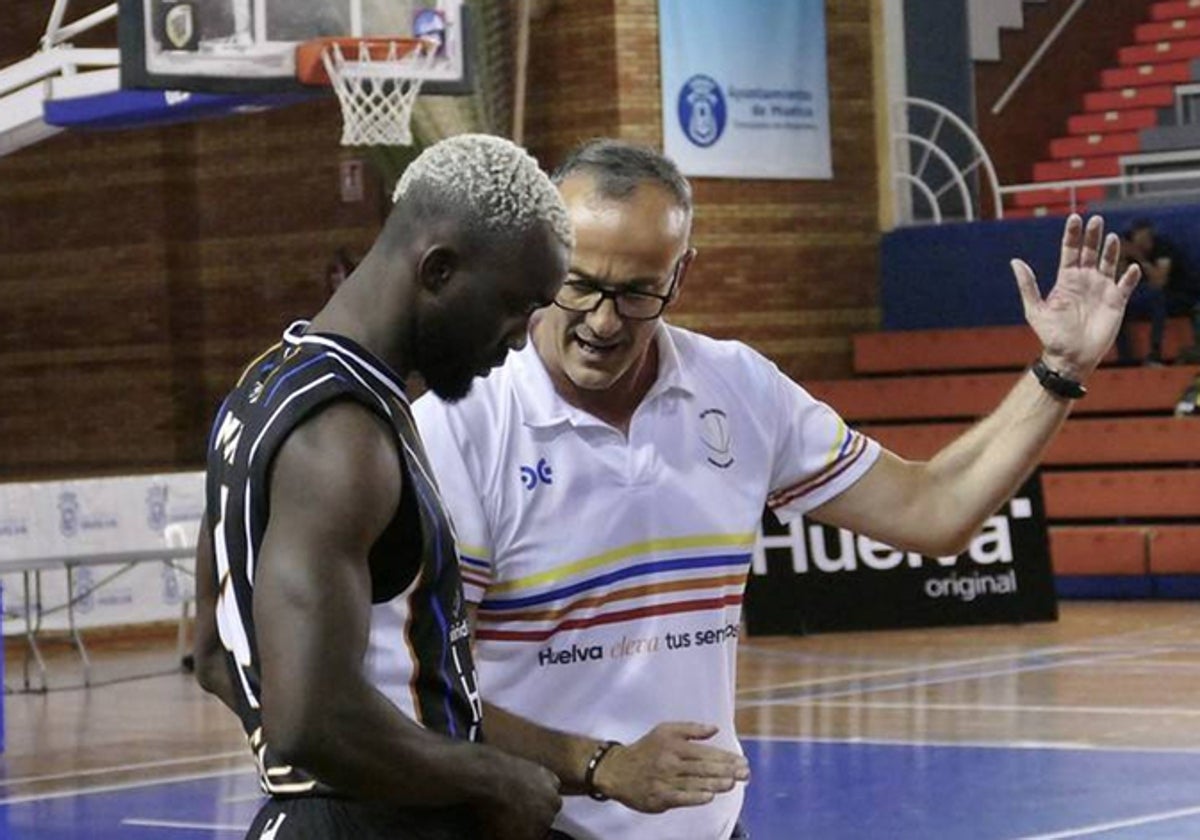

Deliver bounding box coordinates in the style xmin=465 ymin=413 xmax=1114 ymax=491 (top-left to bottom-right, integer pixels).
xmin=1010 ymin=213 xmax=1141 ymax=380
xmin=591 ymin=723 xmax=750 ymax=814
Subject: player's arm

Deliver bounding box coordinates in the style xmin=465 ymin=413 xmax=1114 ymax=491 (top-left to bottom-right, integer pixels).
xmin=812 ymin=214 xmax=1140 ymax=556
xmin=470 ymin=608 xmax=749 ymax=813
xmin=255 ymin=400 xmax=559 ymax=827
xmin=192 ymin=509 xmax=239 ymax=712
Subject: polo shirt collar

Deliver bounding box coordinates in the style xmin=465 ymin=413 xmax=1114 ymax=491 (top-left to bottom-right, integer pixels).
xmin=513 ymin=322 xmax=694 ymax=429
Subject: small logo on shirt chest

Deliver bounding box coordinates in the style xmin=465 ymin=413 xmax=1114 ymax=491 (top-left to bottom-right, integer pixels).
xmin=699 ymin=408 xmax=734 ymax=468
xmin=520 ymin=458 xmax=554 ymax=490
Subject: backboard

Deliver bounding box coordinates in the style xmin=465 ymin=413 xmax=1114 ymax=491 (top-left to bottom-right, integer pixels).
xmin=119 ymin=0 xmax=471 ymax=95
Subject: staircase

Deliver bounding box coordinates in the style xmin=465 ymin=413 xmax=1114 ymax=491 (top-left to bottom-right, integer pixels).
xmin=1007 ymin=0 xmax=1200 ymax=218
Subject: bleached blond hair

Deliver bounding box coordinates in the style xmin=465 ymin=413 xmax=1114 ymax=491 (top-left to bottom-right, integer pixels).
xmin=394 ymin=133 xmax=573 ymax=249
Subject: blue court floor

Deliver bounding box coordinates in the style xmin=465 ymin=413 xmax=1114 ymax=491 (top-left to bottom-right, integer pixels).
xmin=6 ymin=737 xmax=1200 ymax=838
xmin=7 ymin=603 xmax=1200 ymax=838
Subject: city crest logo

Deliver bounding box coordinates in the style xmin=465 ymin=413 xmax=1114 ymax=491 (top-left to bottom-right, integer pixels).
xmin=678 ymin=74 xmax=727 ymax=148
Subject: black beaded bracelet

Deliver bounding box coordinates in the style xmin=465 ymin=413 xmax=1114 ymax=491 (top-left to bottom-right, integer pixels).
xmin=583 ymin=740 xmax=621 ymax=801
xmin=1030 ymin=357 xmax=1087 ymax=400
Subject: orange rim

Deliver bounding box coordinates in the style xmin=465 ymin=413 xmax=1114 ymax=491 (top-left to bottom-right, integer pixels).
xmin=295 ymin=37 xmax=426 ymax=86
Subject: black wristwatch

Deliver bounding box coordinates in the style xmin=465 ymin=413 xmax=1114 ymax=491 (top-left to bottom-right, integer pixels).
xmin=1030 ymin=357 xmax=1087 ymax=400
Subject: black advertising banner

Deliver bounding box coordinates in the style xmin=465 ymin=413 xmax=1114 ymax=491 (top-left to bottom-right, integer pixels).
xmin=744 ymin=473 xmax=1058 ymax=635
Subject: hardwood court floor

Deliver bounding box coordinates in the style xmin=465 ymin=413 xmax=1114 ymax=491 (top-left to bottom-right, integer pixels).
xmin=3 ymin=601 xmax=1200 ymax=838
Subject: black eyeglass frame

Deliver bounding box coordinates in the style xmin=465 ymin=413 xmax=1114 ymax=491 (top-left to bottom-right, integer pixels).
xmin=552 ymin=254 xmax=688 ymax=322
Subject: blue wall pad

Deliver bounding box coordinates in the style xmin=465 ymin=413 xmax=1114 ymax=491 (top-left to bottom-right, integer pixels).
xmin=881 ymin=204 xmax=1200 ymax=330
xmin=1055 ymin=575 xmax=1155 ymax=599
xmin=1153 ymin=575 xmax=1200 ymax=599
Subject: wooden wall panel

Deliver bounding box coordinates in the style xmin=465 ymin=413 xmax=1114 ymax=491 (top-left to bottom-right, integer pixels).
xmin=2 ymin=0 xmax=880 ymax=478
xmin=528 ymin=0 xmax=881 ymax=381
xmin=0 ymin=11 xmax=384 ymax=479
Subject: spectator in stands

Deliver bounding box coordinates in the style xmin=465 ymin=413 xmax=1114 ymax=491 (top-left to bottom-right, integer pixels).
xmin=1115 ymin=219 xmax=1200 ymax=365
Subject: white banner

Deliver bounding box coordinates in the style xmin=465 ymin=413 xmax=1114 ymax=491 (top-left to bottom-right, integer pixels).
xmin=0 ymin=472 xmax=205 ymax=634
xmin=658 ymin=0 xmax=833 ymax=180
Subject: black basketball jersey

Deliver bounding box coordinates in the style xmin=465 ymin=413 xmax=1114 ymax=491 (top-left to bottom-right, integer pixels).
xmin=204 ymin=321 xmax=482 ymax=797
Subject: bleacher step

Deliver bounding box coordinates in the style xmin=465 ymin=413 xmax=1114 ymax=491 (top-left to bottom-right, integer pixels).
xmin=852 ymin=320 xmax=1195 ymax=374
xmin=1135 ymin=18 xmax=1200 ymax=43
xmin=1150 ymin=0 xmax=1200 ymax=23
xmin=1068 ymin=108 xmax=1160 ymax=135
xmin=1083 ymin=85 xmax=1176 ymax=112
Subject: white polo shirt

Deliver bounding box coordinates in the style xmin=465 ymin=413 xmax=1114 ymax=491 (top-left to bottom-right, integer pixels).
xmin=413 ymin=323 xmax=879 ymax=840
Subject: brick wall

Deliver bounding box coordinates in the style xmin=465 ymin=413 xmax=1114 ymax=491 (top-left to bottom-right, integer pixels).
xmin=528 ymin=0 xmax=881 ymax=381
xmin=0 ymin=8 xmax=385 ymax=479
xmin=524 ymin=0 xmax=622 ymax=164
xmin=2 ymin=0 xmax=880 ymax=479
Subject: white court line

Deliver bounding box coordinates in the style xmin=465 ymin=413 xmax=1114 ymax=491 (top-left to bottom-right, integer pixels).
xmin=739 ymin=733 xmax=1200 ymax=755
xmin=0 ymin=750 xmax=247 ymax=788
xmin=766 ymin=699 xmax=1200 ymax=717
xmin=1077 ymin=659 xmax=1200 ymax=672
xmin=735 ymin=645 xmax=1091 ymax=697
xmin=737 ymin=611 xmax=1200 ymax=699
xmin=738 ymin=644 xmax=899 ymax=666
xmin=122 ymin=818 xmax=249 ymax=833
xmin=738 ymin=648 xmax=1152 ymax=705
xmin=0 ymin=766 xmax=253 ymax=806
xmin=223 ymin=791 xmax=266 ymax=804
xmin=1012 ymin=804 xmax=1200 ymax=839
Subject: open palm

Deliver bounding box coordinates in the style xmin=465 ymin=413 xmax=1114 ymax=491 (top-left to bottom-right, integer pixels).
xmin=1011 ymin=214 xmax=1141 ymax=379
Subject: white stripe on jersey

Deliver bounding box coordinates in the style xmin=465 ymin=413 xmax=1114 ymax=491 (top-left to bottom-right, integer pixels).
xmin=212 ymin=484 xmax=258 ymax=710
xmin=243 ymin=478 xmax=255 ymax=596
xmin=288 ymin=331 xmax=408 ymax=404
xmin=326 ymin=355 xmax=396 ymax=420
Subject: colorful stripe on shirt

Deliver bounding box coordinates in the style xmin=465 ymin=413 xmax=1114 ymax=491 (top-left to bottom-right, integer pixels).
xmin=767 ymin=427 xmax=870 ymax=511
xmin=474 ymin=533 xmax=754 ymax=643
xmin=458 ymin=548 xmax=492 ymax=593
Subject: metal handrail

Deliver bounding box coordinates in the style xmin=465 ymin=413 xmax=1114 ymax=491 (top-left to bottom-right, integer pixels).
xmin=999 ymin=167 xmax=1200 ymax=214
xmin=1000 ymin=168 xmax=1200 ymax=194
xmin=992 ymin=0 xmax=1088 ymax=115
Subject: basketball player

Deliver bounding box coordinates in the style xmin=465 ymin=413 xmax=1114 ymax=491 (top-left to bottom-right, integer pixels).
xmin=193 ymin=134 xmax=573 ymax=840
xmin=411 ymin=139 xmax=1141 ymax=840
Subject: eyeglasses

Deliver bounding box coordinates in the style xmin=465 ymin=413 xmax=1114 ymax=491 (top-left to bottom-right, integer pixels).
xmin=552 ymin=258 xmax=684 ymax=321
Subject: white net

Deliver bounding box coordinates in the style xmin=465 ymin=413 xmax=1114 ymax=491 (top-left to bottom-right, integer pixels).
xmin=322 ymin=39 xmax=440 ymax=146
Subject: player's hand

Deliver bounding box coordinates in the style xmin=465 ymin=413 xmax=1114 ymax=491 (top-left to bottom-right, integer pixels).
xmin=592 ymin=722 xmax=750 ymax=813
xmin=1011 ymin=213 xmax=1141 ymax=382
xmin=477 ymin=752 xmax=562 ymax=840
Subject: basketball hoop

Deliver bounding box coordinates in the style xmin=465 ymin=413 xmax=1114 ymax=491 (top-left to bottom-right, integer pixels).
xmin=296 ymin=37 xmax=439 ymax=146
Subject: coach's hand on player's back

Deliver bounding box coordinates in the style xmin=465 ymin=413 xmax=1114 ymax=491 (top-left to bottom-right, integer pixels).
xmin=591 ymin=722 xmax=750 ymax=813
xmin=474 ymin=748 xmax=562 ymax=840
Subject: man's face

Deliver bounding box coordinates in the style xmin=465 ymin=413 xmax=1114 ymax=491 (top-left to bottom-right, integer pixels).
xmin=417 ymin=223 xmax=569 ymax=401
xmin=535 ymin=174 xmax=691 ymax=393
